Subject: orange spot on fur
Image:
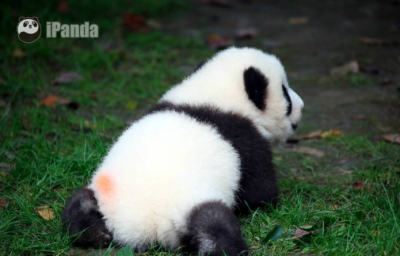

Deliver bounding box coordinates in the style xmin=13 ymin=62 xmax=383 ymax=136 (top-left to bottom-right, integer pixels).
xmin=96 ymin=173 xmax=113 ymax=197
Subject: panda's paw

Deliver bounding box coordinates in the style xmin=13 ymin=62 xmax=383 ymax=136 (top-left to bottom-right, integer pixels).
xmin=62 ymin=188 xmax=112 ymax=248
xmin=186 ymin=201 xmax=248 ymax=256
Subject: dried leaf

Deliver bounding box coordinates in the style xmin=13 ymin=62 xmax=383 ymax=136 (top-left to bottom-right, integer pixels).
xmin=346 ymin=181 xmax=371 ymax=190
xmin=321 ymin=130 xmax=342 ymax=138
xmin=1 ymin=162 xmax=15 ymax=175
xmin=57 ymin=0 xmax=70 ymax=12
xmin=84 ymin=120 xmax=97 ymax=129
xmin=294 ymin=228 xmax=311 ymax=237
xmin=330 ymin=61 xmax=359 ymax=75
xmin=352 ymin=115 xmax=366 ymax=121
xmin=35 ymin=205 xmax=55 ymax=221
xmin=288 ymin=17 xmax=309 ymax=25
xmin=235 ymin=28 xmax=258 ymax=40
xmin=330 ymin=204 xmax=339 ymax=210
xmin=289 ymin=147 xmax=325 ymax=158
xmin=13 ymin=49 xmax=26 ymax=58
xmin=40 ymin=95 xmax=61 ymax=107
xmin=370 ymin=230 xmax=381 ymax=236
xmin=52 ymin=72 xmax=83 ymax=85
xmin=380 ymin=78 xmax=392 ymax=86
xmin=359 ymin=66 xmax=380 ymax=75
xmin=382 ymin=134 xmax=400 ymax=144
xmin=0 ymin=199 xmax=8 ymax=210
xmin=295 ymin=130 xmax=342 ymax=140
xmin=40 ymin=95 xmax=79 ymax=109
xmin=207 ymin=34 xmax=232 ymax=50
xmin=125 ymin=100 xmax=139 ymax=110
xmin=146 ymin=19 xmax=162 ymax=29
xmin=123 ymin=13 xmax=151 ymax=33
xmin=202 ymin=0 xmax=233 ymax=8
xmin=328 ymin=169 xmax=354 ymax=176
xmin=360 ymin=37 xmax=399 ymax=46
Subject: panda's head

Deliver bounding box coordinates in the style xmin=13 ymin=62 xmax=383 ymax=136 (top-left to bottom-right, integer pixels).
xmin=161 ymin=47 xmax=304 ymax=143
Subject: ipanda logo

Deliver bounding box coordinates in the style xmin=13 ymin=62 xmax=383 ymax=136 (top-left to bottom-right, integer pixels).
xmin=46 ymin=22 xmax=99 ymax=38
xmin=18 ymin=17 xmax=99 ymax=43
xmin=17 ymin=17 xmax=41 ymax=43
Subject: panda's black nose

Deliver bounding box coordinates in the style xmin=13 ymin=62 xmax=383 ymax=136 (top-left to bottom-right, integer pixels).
xmin=291 ymin=123 xmax=298 ymax=131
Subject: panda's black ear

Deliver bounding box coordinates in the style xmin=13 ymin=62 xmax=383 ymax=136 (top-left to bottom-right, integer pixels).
xmin=243 ymin=67 xmax=268 ymax=110
xmin=19 ymin=17 xmax=25 ymax=22
xmin=194 ymin=61 xmax=206 ymax=72
xmin=32 ymin=17 xmax=38 ymax=21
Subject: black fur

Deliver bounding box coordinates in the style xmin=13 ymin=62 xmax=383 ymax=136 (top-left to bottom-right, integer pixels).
xmin=149 ymin=102 xmax=279 ymax=214
xmin=243 ymin=67 xmax=268 ymax=110
xmin=62 ymin=188 xmax=112 ymax=248
xmin=282 ymin=85 xmax=292 ymax=116
xmin=183 ymin=201 xmax=248 ymax=256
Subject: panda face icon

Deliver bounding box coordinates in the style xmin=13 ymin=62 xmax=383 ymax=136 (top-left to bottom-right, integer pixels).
xmin=17 ymin=17 xmax=41 ymax=43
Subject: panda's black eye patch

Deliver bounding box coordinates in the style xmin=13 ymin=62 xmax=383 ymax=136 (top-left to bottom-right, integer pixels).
xmin=244 ymin=67 xmax=268 ymax=110
xmin=33 ymin=21 xmax=37 ymax=27
xmin=24 ymin=21 xmax=28 ymax=27
xmin=282 ymin=85 xmax=292 ymax=116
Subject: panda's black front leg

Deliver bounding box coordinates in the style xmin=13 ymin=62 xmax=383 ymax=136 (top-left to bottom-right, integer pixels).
xmin=62 ymin=188 xmax=112 ymax=248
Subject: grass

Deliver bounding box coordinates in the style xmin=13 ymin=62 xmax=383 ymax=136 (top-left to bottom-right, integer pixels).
xmin=1 ymin=0 xmax=400 ymax=255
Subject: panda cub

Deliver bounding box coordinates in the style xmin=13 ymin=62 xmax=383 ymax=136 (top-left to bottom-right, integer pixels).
xmin=63 ymin=47 xmax=304 ymax=255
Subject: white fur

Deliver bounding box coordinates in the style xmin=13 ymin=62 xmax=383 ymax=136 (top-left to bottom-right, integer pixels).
xmin=89 ymin=111 xmax=240 ymax=249
xmin=17 ymin=19 xmax=39 ymax=34
xmin=162 ymin=47 xmax=304 ymax=143
xmin=88 ymin=47 xmax=303 ymax=250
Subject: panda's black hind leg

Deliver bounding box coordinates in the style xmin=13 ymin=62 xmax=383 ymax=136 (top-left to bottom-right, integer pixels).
xmin=62 ymin=188 xmax=112 ymax=248
xmin=183 ymin=201 xmax=248 ymax=256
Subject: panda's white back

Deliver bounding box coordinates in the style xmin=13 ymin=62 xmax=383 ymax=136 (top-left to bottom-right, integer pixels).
xmin=88 ymin=110 xmax=240 ymax=250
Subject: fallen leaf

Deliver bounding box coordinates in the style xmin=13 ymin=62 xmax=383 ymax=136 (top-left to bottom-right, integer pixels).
xmin=359 ymin=65 xmax=380 ymax=75
xmin=57 ymin=0 xmax=70 ymax=12
xmin=84 ymin=120 xmax=97 ymax=129
xmin=146 ymin=19 xmax=162 ymax=29
xmin=35 ymin=205 xmax=55 ymax=221
xmin=360 ymin=37 xmax=399 ymax=46
xmin=0 ymin=162 xmax=15 ymax=175
xmin=40 ymin=95 xmax=79 ymax=109
xmin=125 ymin=100 xmax=139 ymax=110
xmin=40 ymin=95 xmax=61 ymax=107
xmin=382 ymin=134 xmax=400 ymax=144
xmin=52 ymin=72 xmax=83 ymax=85
xmin=263 ymin=224 xmax=283 ymax=243
xmin=294 ymin=228 xmax=311 ymax=237
xmin=123 ymin=13 xmax=151 ymax=33
xmin=207 ymin=34 xmax=232 ymax=50
xmin=117 ymin=247 xmax=135 ymax=256
xmin=380 ymin=78 xmax=392 ymax=85
xmin=289 ymin=147 xmax=325 ymax=158
xmin=321 ymin=130 xmax=342 ymax=138
xmin=235 ymin=28 xmax=258 ymax=40
xmin=13 ymin=49 xmax=26 ymax=58
xmin=330 ymin=61 xmax=359 ymax=75
xmin=0 ymin=199 xmax=7 ymax=209
xmin=370 ymin=230 xmax=381 ymax=236
xmin=328 ymin=169 xmax=354 ymax=176
xmin=202 ymin=0 xmax=233 ymax=8
xmin=352 ymin=115 xmax=366 ymax=121
xmin=346 ymin=181 xmax=371 ymax=190
xmin=330 ymin=204 xmax=339 ymax=210
xmin=288 ymin=17 xmax=309 ymax=25
xmin=295 ymin=130 xmax=342 ymax=140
